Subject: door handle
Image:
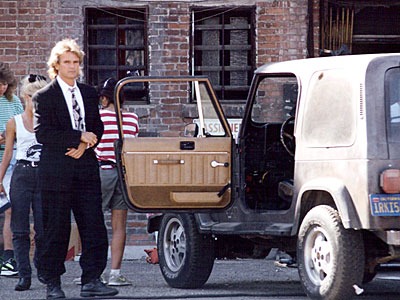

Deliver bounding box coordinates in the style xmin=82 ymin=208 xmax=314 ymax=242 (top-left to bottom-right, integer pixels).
xmin=210 ymin=160 xmax=229 ymax=168
xmin=154 ymin=159 xmax=185 ymax=165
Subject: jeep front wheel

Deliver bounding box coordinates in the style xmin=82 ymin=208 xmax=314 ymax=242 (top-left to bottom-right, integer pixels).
xmin=297 ymin=205 xmax=364 ymax=300
xmin=158 ymin=213 xmax=215 ymax=288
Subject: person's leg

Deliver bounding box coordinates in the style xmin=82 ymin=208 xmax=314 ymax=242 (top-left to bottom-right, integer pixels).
xmin=106 ymin=169 xmax=132 ymax=286
xmin=72 ymin=170 xmax=108 ymax=285
xmin=2 ymin=208 xmax=13 ymax=254
xmin=110 ymin=209 xmax=127 ymax=270
xmin=1 ymin=158 xmax=17 ymax=276
xmin=31 ymin=169 xmax=43 ymax=272
xmin=10 ymin=164 xmax=33 ymax=279
xmin=2 ymin=167 xmax=14 ymax=256
xmin=35 ymin=189 xmax=71 ymax=283
xmin=99 ymin=168 xmax=118 ymax=270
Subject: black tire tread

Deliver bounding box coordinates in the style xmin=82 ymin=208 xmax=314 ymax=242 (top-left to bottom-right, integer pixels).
xmin=158 ymin=213 xmax=214 ymax=289
xmin=297 ymin=205 xmax=364 ymax=300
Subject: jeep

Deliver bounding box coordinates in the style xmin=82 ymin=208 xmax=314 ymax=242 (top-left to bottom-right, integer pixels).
xmin=114 ymin=54 xmax=400 ymax=300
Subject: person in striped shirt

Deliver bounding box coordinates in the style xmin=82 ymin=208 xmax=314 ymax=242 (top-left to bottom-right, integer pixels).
xmin=0 ymin=63 xmax=24 ymax=277
xmin=95 ymin=78 xmax=138 ymax=286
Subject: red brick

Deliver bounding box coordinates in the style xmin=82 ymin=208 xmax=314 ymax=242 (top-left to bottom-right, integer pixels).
xmin=160 ymin=131 xmax=180 ymax=137
xmin=161 ymin=98 xmax=179 ymax=104
xmin=169 ymin=23 xmax=188 ymax=30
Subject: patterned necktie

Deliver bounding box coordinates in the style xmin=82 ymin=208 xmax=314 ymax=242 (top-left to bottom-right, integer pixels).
xmin=69 ymin=87 xmax=85 ymax=131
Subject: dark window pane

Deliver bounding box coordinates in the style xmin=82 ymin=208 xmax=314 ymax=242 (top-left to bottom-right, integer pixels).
xmin=88 ymin=29 xmax=116 ymax=45
xmin=85 ymin=7 xmax=147 ymax=103
xmin=89 ymin=49 xmax=116 ymax=66
xmin=386 ymin=67 xmax=400 ymax=144
xmin=89 ymin=70 xmax=117 ymax=88
xmin=191 ymin=7 xmax=255 ymax=102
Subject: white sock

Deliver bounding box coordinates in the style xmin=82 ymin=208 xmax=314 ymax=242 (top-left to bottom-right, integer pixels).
xmin=110 ymin=269 xmax=120 ymax=276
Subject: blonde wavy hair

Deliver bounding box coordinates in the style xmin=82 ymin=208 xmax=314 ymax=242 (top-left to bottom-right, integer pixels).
xmin=20 ymin=74 xmax=49 ymax=98
xmin=47 ymin=39 xmax=84 ymax=80
xmin=0 ymin=62 xmax=18 ymax=102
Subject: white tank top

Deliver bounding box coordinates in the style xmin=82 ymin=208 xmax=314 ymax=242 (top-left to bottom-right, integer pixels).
xmin=14 ymin=114 xmax=42 ymax=162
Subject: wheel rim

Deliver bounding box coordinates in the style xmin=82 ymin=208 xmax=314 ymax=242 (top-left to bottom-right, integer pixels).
xmin=303 ymin=225 xmax=333 ymax=286
xmin=163 ymin=217 xmax=186 ymax=272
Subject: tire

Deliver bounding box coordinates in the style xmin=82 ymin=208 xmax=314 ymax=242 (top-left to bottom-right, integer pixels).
xmin=297 ymin=205 xmax=364 ymax=300
xmin=158 ymin=213 xmax=215 ymax=288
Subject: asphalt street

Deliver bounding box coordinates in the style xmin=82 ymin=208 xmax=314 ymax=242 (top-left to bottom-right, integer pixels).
xmin=1 ymin=258 xmax=400 ymax=300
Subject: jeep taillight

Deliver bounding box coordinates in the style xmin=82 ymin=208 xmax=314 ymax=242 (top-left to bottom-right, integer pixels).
xmin=380 ymin=169 xmax=400 ymax=193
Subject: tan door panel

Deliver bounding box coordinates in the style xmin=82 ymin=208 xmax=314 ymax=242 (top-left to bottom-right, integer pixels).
xmin=122 ymin=137 xmax=231 ymax=209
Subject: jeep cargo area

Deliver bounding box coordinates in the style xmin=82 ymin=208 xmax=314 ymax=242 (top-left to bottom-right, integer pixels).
xmin=114 ymin=54 xmax=400 ymax=300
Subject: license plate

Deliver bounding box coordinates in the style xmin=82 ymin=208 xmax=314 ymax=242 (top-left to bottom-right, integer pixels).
xmin=370 ymin=194 xmax=400 ymax=216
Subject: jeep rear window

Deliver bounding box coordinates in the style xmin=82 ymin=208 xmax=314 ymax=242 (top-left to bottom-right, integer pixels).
xmin=302 ymin=69 xmax=356 ymax=147
xmin=386 ymin=67 xmax=400 ymax=144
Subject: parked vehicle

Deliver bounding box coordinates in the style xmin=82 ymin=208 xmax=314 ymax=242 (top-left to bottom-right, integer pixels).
xmin=114 ymin=54 xmax=400 ymax=300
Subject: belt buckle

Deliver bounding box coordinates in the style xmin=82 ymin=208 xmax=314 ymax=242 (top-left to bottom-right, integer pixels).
xmin=30 ymin=161 xmax=38 ymax=168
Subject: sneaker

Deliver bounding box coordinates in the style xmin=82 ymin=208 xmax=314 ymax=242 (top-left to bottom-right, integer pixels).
xmin=107 ymin=274 xmax=132 ymax=286
xmin=100 ymin=273 xmax=108 ymax=285
xmin=1 ymin=258 xmax=18 ymax=276
xmin=73 ymin=276 xmax=82 ymax=285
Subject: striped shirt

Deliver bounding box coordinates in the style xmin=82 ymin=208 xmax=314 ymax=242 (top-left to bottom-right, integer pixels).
xmin=0 ymin=95 xmax=24 ymax=160
xmin=95 ymin=110 xmax=139 ymax=169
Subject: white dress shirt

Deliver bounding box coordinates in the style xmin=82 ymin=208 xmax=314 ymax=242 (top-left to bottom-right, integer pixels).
xmin=56 ymin=76 xmax=86 ymax=130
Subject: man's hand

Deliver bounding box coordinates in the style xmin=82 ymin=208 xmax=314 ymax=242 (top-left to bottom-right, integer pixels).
xmin=81 ymin=132 xmax=98 ymax=147
xmin=0 ymin=183 xmax=6 ymax=197
xmin=65 ymin=142 xmax=87 ymax=159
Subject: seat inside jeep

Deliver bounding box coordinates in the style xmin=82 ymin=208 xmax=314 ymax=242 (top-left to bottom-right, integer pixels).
xmin=241 ymin=75 xmax=297 ymax=211
xmin=242 ymin=122 xmax=294 ymax=210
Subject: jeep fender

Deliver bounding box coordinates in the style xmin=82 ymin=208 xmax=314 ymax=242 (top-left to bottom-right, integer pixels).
xmin=147 ymin=214 xmax=163 ymax=233
xmin=292 ymin=178 xmax=361 ymax=234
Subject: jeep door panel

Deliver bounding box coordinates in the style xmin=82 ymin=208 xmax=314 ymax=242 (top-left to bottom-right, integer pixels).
xmin=122 ymin=137 xmax=231 ymax=209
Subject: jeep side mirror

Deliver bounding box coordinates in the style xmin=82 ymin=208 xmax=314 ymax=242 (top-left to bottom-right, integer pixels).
xmin=184 ymin=123 xmax=199 ymax=137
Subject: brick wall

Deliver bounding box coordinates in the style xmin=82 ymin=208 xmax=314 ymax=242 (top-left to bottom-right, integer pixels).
xmin=104 ymin=212 xmax=156 ymax=247
xmin=0 ymin=1 xmax=83 ymax=80
xmin=0 ymin=0 xmax=315 ymax=248
xmin=145 ymin=2 xmax=191 ymax=137
xmin=256 ymin=0 xmax=308 ymax=66
xmin=0 ymin=0 xmax=313 ymax=119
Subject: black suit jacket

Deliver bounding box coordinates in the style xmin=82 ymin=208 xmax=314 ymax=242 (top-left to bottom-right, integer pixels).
xmin=33 ymin=79 xmax=104 ymax=191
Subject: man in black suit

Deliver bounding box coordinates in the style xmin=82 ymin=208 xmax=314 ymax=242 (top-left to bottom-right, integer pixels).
xmin=33 ymin=39 xmax=118 ymax=299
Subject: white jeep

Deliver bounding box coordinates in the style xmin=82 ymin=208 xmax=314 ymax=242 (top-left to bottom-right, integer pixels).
xmin=115 ymin=54 xmax=400 ymax=300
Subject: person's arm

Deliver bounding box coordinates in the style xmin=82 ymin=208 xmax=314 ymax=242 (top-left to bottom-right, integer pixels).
xmin=0 ymin=118 xmax=16 ymax=196
xmin=89 ymin=91 xmax=104 ymax=149
xmin=0 ymin=131 xmax=5 ymax=145
xmin=65 ymin=142 xmax=88 ymax=159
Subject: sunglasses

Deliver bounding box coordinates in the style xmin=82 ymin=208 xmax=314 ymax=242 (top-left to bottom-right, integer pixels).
xmin=28 ymin=74 xmax=46 ymax=83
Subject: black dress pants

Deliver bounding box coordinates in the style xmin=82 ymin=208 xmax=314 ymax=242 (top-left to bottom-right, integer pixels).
xmin=36 ymin=164 xmax=108 ymax=285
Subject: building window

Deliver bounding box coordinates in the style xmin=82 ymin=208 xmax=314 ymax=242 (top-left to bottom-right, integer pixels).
xmin=85 ymin=7 xmax=147 ymax=102
xmin=191 ymin=7 xmax=255 ymax=103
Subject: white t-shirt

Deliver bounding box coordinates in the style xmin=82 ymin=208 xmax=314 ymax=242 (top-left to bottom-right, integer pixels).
xmin=14 ymin=114 xmax=42 ymax=162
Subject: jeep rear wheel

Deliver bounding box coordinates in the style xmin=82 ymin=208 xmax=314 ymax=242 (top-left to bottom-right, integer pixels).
xmin=297 ymin=205 xmax=364 ymax=300
xmin=158 ymin=213 xmax=215 ymax=288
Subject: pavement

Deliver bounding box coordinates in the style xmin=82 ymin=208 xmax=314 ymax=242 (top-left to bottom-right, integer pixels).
xmin=0 ymin=258 xmax=303 ymax=300
xmin=1 ymin=258 xmax=400 ymax=300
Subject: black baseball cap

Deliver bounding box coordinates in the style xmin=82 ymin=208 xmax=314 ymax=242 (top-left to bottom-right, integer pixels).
xmin=99 ymin=77 xmax=118 ymax=99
